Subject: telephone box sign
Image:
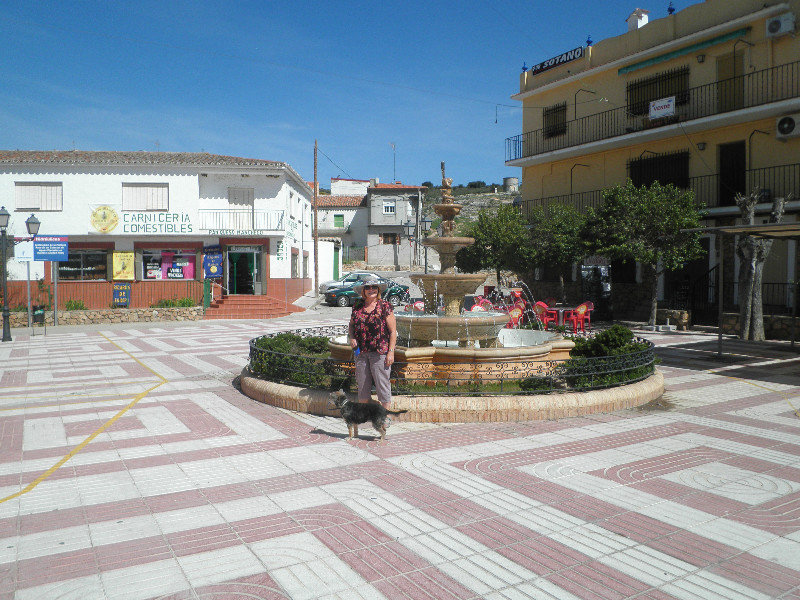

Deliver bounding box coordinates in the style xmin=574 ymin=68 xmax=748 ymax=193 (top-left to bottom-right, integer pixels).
xmin=529 ymin=46 xmax=584 ymax=75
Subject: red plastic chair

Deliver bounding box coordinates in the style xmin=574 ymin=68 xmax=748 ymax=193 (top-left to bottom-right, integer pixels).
xmin=533 ymin=301 xmax=558 ymax=329
xmin=566 ymin=302 xmax=592 ymax=332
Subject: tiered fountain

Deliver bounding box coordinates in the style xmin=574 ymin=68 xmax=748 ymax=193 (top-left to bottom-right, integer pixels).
xmin=396 ymin=162 xmax=509 ymax=348
xmin=330 ymin=162 xmax=574 ymax=382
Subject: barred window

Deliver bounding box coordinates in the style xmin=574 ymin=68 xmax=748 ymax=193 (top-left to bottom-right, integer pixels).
xmin=628 ymin=150 xmax=690 ymax=189
xmin=543 ymin=102 xmax=567 ymax=138
xmin=15 ymin=182 xmax=62 ymax=211
xmin=626 ymin=66 xmax=689 ymax=116
xmin=123 ymin=183 xmax=169 ymax=211
xmin=381 ymin=233 xmax=398 ymax=245
xmin=383 ymin=200 xmax=396 ymax=215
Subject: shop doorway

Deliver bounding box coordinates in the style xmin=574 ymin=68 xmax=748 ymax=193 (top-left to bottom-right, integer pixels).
xmin=227 ymin=247 xmax=260 ymax=294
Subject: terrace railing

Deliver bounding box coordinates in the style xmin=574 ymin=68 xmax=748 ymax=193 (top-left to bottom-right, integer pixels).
xmin=198 ymin=209 xmax=285 ymax=233
xmin=506 ymin=61 xmax=800 ymax=163
xmin=518 ymin=162 xmax=800 ymax=218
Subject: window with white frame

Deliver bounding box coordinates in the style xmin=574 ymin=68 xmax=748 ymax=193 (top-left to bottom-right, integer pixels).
xmin=15 ymin=182 xmax=63 ymax=211
xmin=382 ymin=200 xmax=396 ymax=215
xmin=122 ymin=183 xmax=169 ymax=211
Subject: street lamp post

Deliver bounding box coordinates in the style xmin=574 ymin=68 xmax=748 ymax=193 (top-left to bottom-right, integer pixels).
xmin=1 ymin=207 xmax=41 ymax=342
xmin=403 ymin=220 xmax=415 ymax=270
xmin=420 ymin=215 xmax=432 ymax=273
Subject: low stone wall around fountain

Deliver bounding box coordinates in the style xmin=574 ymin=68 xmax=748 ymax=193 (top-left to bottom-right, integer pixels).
xmin=240 ymin=369 xmax=665 ymax=423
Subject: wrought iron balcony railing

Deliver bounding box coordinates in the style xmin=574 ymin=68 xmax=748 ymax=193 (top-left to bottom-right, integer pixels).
xmin=506 ymin=61 xmax=800 ymax=163
xmin=518 ymin=162 xmax=800 ymax=217
xmin=198 ymin=209 xmax=285 ymax=233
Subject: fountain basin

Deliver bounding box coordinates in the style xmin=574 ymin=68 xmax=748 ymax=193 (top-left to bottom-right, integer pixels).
xmin=329 ymin=330 xmax=573 ymax=383
xmin=395 ymin=310 xmax=510 ymax=347
xmin=411 ymin=272 xmax=487 ymax=316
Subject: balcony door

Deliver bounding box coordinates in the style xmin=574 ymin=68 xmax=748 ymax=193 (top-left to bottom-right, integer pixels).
xmin=228 ymin=187 xmax=255 ymax=231
xmin=717 ymin=52 xmax=745 ymax=112
xmin=718 ymin=141 xmax=746 ymax=207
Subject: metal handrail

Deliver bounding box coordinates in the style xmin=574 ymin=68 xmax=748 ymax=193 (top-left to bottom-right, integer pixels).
xmin=506 ymin=60 xmax=800 ymax=162
xmin=519 ymin=162 xmax=800 ymax=217
xmin=247 ymin=326 xmax=657 ymax=396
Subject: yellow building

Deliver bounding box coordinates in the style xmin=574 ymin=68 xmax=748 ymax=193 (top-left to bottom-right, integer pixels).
xmin=507 ymin=0 xmax=799 ymax=324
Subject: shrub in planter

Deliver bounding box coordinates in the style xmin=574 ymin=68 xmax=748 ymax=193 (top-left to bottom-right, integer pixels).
xmin=560 ymin=325 xmax=653 ymax=389
xmin=250 ymin=333 xmax=349 ymax=389
xmin=65 ymin=300 xmax=87 ymax=311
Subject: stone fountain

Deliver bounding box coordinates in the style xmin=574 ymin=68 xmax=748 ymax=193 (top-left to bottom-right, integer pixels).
xmin=395 ymin=162 xmax=509 ymax=347
xmin=328 ymin=162 xmax=574 ymax=383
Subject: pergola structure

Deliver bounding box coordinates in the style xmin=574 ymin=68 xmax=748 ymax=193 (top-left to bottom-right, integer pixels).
xmin=683 ymin=222 xmax=800 ymax=354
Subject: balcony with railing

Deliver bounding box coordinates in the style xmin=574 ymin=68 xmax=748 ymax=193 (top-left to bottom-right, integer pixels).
xmin=518 ymin=162 xmax=800 ymax=218
xmin=506 ymin=61 xmax=800 ymax=163
xmin=198 ymin=209 xmax=285 ymax=234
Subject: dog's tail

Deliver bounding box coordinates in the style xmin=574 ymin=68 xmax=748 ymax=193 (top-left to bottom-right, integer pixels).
xmin=387 ymin=409 xmax=408 ymax=415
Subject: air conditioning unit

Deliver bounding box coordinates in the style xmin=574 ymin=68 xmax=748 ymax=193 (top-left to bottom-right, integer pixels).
xmin=766 ymin=12 xmax=795 ymax=38
xmin=776 ymin=113 xmax=800 ymax=141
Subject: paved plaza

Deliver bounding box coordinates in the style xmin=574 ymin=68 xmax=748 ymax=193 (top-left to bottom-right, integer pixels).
xmin=1 ymin=316 xmax=799 ymax=600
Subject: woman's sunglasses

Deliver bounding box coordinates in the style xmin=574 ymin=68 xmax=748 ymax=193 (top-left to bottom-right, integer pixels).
xmin=364 ymin=285 xmax=379 ymax=290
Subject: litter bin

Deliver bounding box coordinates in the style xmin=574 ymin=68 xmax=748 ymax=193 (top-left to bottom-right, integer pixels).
xmin=32 ymin=305 xmax=45 ymax=324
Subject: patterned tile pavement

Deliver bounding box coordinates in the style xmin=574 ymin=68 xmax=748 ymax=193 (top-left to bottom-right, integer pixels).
xmin=1 ymin=316 xmax=799 ymax=599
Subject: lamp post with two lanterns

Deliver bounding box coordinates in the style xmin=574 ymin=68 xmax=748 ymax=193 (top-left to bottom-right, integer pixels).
xmin=0 ymin=206 xmax=41 ymax=342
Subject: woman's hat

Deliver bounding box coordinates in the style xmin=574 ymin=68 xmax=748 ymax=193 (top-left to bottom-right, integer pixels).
xmin=352 ymin=274 xmax=389 ymax=295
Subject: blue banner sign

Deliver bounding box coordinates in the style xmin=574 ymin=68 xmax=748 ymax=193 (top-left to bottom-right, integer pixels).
xmin=33 ymin=236 xmax=69 ymax=261
xmin=112 ymin=282 xmax=132 ymax=306
xmin=203 ymin=245 xmax=223 ymax=279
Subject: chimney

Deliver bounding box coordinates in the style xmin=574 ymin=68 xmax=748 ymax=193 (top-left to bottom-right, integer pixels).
xmin=626 ymin=8 xmax=650 ymax=31
xmin=369 ymin=177 xmax=380 ymax=187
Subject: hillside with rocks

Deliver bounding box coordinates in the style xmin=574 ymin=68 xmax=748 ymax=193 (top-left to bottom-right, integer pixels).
xmin=422 ymin=187 xmax=521 ymax=228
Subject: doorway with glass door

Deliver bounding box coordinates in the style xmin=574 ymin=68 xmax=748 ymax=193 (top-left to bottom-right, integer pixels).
xmin=227 ymin=247 xmax=261 ymax=294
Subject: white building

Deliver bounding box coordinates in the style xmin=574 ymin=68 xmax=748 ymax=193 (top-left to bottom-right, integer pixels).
xmin=0 ymin=150 xmax=320 ymax=308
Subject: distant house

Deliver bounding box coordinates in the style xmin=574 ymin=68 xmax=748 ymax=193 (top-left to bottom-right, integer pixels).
xmin=315 ymin=178 xmax=424 ymax=270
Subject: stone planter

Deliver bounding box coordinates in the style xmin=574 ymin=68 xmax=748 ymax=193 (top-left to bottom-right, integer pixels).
xmin=9 ymin=306 xmax=204 ymax=327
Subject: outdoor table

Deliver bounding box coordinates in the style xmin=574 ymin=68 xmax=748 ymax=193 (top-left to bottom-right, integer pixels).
xmin=551 ymin=305 xmax=578 ymax=326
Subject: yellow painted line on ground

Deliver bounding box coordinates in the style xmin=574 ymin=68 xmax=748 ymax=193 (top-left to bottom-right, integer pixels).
xmin=0 ymin=333 xmax=168 ymax=504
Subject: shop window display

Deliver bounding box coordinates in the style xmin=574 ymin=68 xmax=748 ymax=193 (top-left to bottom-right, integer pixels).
xmin=58 ymin=250 xmax=108 ymax=281
xmin=142 ymin=250 xmax=196 ymax=280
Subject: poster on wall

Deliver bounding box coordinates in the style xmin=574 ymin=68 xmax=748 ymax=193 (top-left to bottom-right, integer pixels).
xmin=113 ymin=251 xmax=135 ymax=281
xmin=145 ymin=257 xmax=162 ymax=279
xmin=203 ymin=245 xmax=223 ymax=279
xmin=112 ymin=282 xmax=132 ymax=306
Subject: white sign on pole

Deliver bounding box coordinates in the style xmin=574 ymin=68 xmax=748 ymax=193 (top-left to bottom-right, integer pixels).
xmin=649 ymin=96 xmax=676 ymax=119
xmin=15 ymin=239 xmax=34 ymax=262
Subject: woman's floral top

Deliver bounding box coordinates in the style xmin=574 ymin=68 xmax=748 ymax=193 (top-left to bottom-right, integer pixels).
xmin=350 ymin=299 xmax=394 ymax=354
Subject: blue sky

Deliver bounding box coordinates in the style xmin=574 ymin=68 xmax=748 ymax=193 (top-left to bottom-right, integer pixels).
xmin=1 ymin=1 xmax=699 ymax=188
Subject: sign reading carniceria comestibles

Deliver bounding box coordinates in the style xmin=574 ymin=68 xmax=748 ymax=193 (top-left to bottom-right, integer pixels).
xmin=528 ymin=46 xmax=584 ymax=76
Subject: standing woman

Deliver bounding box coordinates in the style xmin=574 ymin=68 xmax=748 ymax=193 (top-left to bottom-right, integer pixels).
xmin=349 ymin=275 xmax=397 ymax=409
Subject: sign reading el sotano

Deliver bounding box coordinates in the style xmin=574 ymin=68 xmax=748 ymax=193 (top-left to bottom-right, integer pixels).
xmin=528 ymin=46 xmax=584 ymax=76
xmin=89 ymin=205 xmax=194 ymax=235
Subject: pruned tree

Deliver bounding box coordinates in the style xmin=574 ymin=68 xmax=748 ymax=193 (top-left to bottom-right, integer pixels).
xmin=582 ymin=180 xmax=704 ymax=326
xmin=735 ymin=188 xmax=789 ymax=341
xmin=455 ymin=204 xmax=534 ymax=286
xmin=525 ymin=203 xmax=586 ymax=302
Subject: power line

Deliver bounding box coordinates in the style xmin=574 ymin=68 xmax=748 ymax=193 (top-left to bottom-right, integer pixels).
xmin=317 ymin=148 xmax=355 ymax=180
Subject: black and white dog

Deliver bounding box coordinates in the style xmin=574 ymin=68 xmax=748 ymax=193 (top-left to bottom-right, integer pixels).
xmin=328 ymin=390 xmax=407 ymax=441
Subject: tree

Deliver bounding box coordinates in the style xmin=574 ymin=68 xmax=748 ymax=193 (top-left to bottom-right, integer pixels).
xmin=735 ymin=188 xmax=789 ymax=341
xmin=525 ymin=203 xmax=586 ymax=302
xmin=582 ymin=180 xmax=704 ymax=326
xmin=421 ymin=181 xmax=434 ymax=188
xmin=467 ymin=180 xmax=487 ymax=189
xmin=455 ymin=204 xmax=533 ymax=286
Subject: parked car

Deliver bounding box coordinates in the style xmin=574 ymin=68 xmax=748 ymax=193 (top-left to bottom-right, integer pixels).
xmin=318 ymin=271 xmax=380 ymax=294
xmin=325 ymin=278 xmax=410 ymax=307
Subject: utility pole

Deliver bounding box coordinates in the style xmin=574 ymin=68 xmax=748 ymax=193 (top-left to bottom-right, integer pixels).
xmin=313 ymin=140 xmax=319 ymax=298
